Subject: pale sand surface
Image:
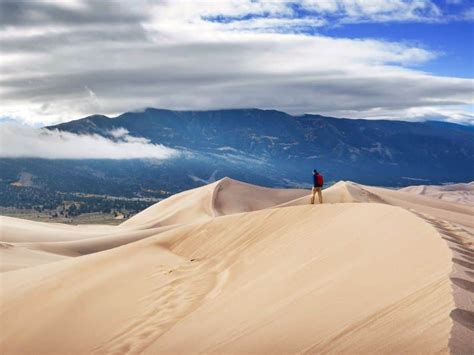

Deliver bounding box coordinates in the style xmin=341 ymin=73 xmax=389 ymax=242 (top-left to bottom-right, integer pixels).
xmin=400 ymin=182 xmax=474 ymax=206
xmin=0 ymin=178 xmax=472 ymax=354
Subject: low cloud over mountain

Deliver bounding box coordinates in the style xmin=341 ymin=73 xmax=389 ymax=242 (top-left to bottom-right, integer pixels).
xmin=0 ymin=124 xmax=179 ymax=160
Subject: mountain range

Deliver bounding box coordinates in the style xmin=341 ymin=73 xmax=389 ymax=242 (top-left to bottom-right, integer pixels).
xmin=1 ymin=108 xmax=473 ymax=207
xmin=50 ymin=108 xmax=474 ymax=184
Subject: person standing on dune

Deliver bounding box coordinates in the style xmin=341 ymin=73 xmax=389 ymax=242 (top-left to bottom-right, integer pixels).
xmin=311 ymin=169 xmax=324 ymax=204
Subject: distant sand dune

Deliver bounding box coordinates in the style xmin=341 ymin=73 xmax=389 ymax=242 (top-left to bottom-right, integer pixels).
xmin=400 ymin=182 xmax=474 ymax=206
xmin=1 ymin=178 xmax=473 ymax=354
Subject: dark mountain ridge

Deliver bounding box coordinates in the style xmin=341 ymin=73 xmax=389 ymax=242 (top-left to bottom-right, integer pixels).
xmin=48 ymin=108 xmax=474 ymax=185
xmin=1 ymin=108 xmax=473 ymax=214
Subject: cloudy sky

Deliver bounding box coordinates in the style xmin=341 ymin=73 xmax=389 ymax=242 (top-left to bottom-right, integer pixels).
xmin=0 ymin=124 xmax=179 ymax=159
xmin=1 ymin=0 xmax=473 ymax=126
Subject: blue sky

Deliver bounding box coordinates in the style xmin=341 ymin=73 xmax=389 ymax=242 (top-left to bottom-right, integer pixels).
xmin=0 ymin=0 xmax=473 ymax=125
xmin=320 ymin=21 xmax=474 ymax=78
xmin=206 ymin=1 xmax=474 ymax=78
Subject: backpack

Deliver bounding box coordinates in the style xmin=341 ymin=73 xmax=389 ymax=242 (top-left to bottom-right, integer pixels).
xmin=317 ymin=174 xmax=324 ymax=187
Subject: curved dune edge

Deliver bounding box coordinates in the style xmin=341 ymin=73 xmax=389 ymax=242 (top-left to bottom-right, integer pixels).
xmin=120 ymin=177 xmax=309 ymax=228
xmin=400 ymin=182 xmax=474 ymax=206
xmin=0 ymin=178 xmax=472 ymax=353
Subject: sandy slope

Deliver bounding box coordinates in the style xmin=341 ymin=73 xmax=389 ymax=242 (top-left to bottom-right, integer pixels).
xmin=121 ymin=178 xmax=308 ymax=227
xmin=1 ymin=178 xmax=473 ymax=354
xmin=400 ymin=182 xmax=474 ymax=206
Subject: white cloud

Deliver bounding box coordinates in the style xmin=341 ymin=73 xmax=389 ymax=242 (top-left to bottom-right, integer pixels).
xmin=109 ymin=127 xmax=129 ymax=138
xmin=300 ymin=0 xmax=442 ymax=23
xmin=462 ymin=7 xmax=474 ymax=20
xmin=0 ymin=0 xmax=472 ymax=125
xmin=0 ymin=124 xmax=179 ymax=159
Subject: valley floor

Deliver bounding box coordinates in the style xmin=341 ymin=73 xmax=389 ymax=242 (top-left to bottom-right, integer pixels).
xmin=0 ymin=178 xmax=473 ymax=354
xmin=0 ymin=208 xmax=125 ymax=225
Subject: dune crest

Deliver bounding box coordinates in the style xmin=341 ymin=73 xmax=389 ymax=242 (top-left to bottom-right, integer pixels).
xmin=1 ymin=178 xmax=473 ymax=353
xmin=122 ymin=177 xmax=308 ymax=228
xmin=400 ymin=182 xmax=474 ymax=206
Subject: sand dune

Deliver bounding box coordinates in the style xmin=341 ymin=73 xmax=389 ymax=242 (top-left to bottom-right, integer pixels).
xmin=122 ymin=177 xmax=308 ymax=228
xmin=400 ymin=182 xmax=474 ymax=206
xmin=0 ymin=242 xmax=68 ymax=272
xmin=1 ymin=178 xmax=473 ymax=354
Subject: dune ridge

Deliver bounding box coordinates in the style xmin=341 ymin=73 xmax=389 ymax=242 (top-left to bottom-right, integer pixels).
xmin=400 ymin=182 xmax=474 ymax=206
xmin=1 ymin=178 xmax=473 ymax=353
